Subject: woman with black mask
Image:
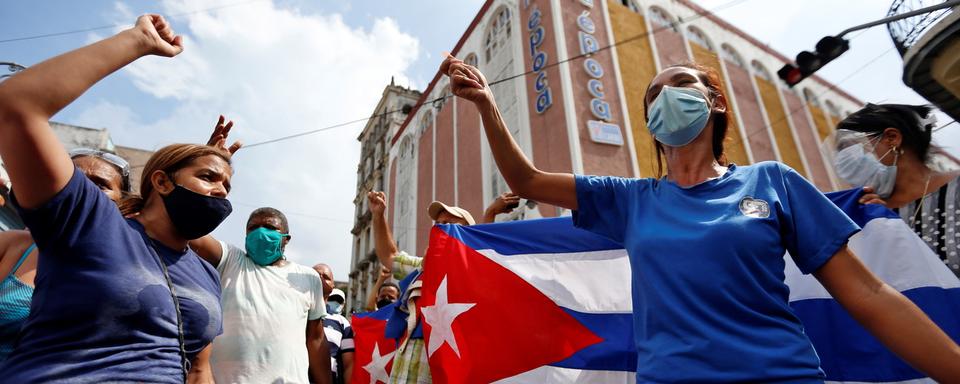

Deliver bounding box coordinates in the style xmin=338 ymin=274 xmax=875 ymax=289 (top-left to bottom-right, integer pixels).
xmin=0 ymin=15 xmax=233 ymax=383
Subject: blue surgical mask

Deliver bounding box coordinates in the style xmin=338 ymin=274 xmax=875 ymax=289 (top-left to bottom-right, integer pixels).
xmin=646 ymin=86 xmax=711 ymax=147
xmin=834 ymin=139 xmax=898 ymax=198
xmin=327 ymin=302 xmax=343 ymax=315
xmin=245 ymin=227 xmax=289 ymax=266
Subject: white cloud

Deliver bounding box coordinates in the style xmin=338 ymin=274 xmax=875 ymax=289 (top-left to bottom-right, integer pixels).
xmin=76 ymin=0 xmax=420 ymax=280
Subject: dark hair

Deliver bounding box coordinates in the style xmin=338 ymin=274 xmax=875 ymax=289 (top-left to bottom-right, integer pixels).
xmin=121 ymin=144 xmax=232 ymax=215
xmin=379 ymin=281 xmax=400 ymax=293
xmin=247 ymin=207 xmax=289 ymax=233
xmin=643 ymin=63 xmax=731 ymax=178
xmin=836 ymin=103 xmax=935 ymax=162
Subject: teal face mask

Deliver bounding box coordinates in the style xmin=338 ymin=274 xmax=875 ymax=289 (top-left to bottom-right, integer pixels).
xmin=245 ymin=227 xmax=289 ymax=266
xmin=646 ymin=86 xmax=711 ymax=147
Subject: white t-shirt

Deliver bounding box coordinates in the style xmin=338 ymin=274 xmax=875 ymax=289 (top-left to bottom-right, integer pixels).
xmin=210 ymin=241 xmax=326 ymax=384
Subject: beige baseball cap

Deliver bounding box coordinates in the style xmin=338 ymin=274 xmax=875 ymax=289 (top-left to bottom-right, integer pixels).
xmin=428 ymin=201 xmax=476 ymax=225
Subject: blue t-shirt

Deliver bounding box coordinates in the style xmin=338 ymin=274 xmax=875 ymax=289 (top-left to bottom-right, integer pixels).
xmin=573 ymin=162 xmax=859 ymax=383
xmin=0 ymin=169 xmax=223 ymax=383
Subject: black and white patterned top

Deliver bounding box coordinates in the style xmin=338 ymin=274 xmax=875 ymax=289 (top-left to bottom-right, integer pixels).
xmin=895 ymin=175 xmax=960 ymax=278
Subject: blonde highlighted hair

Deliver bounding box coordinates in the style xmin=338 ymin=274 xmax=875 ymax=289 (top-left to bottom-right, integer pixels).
xmin=120 ymin=144 xmax=232 ymax=215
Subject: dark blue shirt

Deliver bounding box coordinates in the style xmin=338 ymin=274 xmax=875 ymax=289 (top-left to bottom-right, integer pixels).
xmin=574 ymin=162 xmax=859 ymax=383
xmin=0 ymin=169 xmax=222 ymax=383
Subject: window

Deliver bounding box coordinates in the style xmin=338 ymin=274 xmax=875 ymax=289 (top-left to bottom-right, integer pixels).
xmin=648 ymin=7 xmax=677 ymax=32
xmin=802 ymin=88 xmax=820 ymax=107
xmin=824 ymin=100 xmax=841 ymax=117
xmin=686 ymin=26 xmax=713 ymax=51
xmin=751 ymin=60 xmax=773 ymax=82
xmin=485 ymin=7 xmax=512 ymax=63
xmin=720 ymin=44 xmax=744 ymax=68
xmin=464 ymin=53 xmax=478 ymax=67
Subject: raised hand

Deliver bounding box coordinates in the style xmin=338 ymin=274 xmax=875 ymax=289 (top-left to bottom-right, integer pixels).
xmin=133 ymin=14 xmax=183 ymax=57
xmin=483 ymin=191 xmax=521 ymax=223
xmin=858 ymin=186 xmax=887 ymax=206
xmin=368 ymin=191 xmax=387 ymax=216
xmin=207 ymin=115 xmax=243 ymax=154
xmin=440 ymin=55 xmax=492 ymax=105
xmin=491 ymin=192 xmax=520 ymax=214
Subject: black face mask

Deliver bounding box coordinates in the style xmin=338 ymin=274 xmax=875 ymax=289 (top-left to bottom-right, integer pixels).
xmin=377 ymin=298 xmax=395 ymax=309
xmin=161 ymin=184 xmax=233 ymax=240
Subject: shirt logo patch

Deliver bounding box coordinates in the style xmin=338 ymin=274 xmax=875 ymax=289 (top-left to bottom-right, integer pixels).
xmin=739 ymin=196 xmax=770 ymax=218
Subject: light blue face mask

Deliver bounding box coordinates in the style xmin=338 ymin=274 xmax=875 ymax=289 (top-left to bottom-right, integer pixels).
xmin=646 ymin=86 xmax=711 ymax=147
xmin=245 ymin=227 xmax=289 ymax=266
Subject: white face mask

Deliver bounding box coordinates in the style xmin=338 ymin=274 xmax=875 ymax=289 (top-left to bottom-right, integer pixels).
xmin=834 ymin=138 xmax=898 ymax=198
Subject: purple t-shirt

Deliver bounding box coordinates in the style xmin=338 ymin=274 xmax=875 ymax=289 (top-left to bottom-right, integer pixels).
xmin=0 ymin=168 xmax=222 ymax=383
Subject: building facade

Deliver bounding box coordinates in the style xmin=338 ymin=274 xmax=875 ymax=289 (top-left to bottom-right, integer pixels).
xmin=347 ymin=80 xmax=421 ymax=312
xmin=351 ymin=0 xmax=865 ymax=306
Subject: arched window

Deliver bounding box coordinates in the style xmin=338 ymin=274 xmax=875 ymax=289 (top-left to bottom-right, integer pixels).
xmin=751 ymin=60 xmax=773 ymax=82
xmin=418 ymin=110 xmax=433 ymax=135
xmin=484 ymin=7 xmax=512 ymax=63
xmin=720 ymin=43 xmax=745 ymax=68
xmin=648 ymin=7 xmax=677 ymax=32
xmin=464 ymin=53 xmax=478 ymax=67
xmin=686 ymin=26 xmax=713 ymax=51
xmin=802 ymin=88 xmax=820 ymax=107
xmin=435 ymin=85 xmax=451 ymax=110
xmin=824 ymin=100 xmax=841 ymax=117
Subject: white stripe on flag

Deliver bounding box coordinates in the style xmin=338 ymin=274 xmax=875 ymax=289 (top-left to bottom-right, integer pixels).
xmin=477 ymin=248 xmax=633 ymax=313
xmin=494 ymin=365 xmax=636 ymax=383
xmin=786 ymin=217 xmax=960 ymax=302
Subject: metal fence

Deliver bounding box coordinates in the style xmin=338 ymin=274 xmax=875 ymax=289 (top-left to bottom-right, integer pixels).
xmin=887 ymin=0 xmax=956 ymax=55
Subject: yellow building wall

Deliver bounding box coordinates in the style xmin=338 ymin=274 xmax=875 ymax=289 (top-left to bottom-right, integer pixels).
xmin=608 ymin=0 xmax=661 ymax=178
xmin=689 ymin=44 xmax=749 ymax=166
xmin=808 ymin=105 xmax=834 ymax=141
xmin=755 ymin=77 xmax=808 ymax=175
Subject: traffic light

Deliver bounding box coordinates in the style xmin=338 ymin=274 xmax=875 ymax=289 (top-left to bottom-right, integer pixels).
xmin=778 ymin=36 xmax=849 ymax=87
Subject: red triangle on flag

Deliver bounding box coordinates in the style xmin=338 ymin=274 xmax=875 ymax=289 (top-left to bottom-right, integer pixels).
xmin=419 ymin=226 xmax=602 ymax=383
xmin=351 ymin=314 xmax=396 ymax=384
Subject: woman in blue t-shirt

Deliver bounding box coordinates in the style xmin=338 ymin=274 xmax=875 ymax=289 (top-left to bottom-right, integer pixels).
xmin=0 ymin=15 xmax=233 ymax=383
xmin=439 ymin=57 xmax=960 ymax=382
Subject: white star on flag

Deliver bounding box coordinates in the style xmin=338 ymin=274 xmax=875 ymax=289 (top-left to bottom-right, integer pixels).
xmin=363 ymin=343 xmax=395 ymax=384
xmin=422 ymin=275 xmax=476 ymax=358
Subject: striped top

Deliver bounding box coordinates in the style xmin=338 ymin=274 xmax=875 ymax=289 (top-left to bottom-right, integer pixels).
xmin=895 ymin=175 xmax=960 ymax=278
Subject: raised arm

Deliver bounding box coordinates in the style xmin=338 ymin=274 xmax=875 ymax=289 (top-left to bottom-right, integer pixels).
xmin=814 ymin=246 xmax=960 ymax=382
xmin=441 ymin=56 xmax=576 ymax=210
xmin=364 ymin=266 xmax=390 ymax=312
xmin=367 ymin=191 xmax=398 ymax=270
xmin=0 ymin=15 xmax=182 ymax=209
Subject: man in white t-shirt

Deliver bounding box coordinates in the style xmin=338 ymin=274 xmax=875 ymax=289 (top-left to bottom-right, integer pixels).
xmin=191 ymin=207 xmax=332 ymax=383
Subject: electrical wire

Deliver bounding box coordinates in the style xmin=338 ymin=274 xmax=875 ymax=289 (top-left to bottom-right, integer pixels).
xmin=0 ymin=0 xmax=269 ymax=44
xmin=240 ymin=0 xmax=751 ymax=148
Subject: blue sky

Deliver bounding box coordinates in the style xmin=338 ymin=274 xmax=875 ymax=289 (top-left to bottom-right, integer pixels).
xmin=1 ymin=1 xmax=956 ymax=279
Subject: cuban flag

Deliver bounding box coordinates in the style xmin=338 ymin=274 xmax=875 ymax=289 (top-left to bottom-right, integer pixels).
xmin=351 ymin=304 xmax=398 ymax=384
xmin=352 ymin=188 xmax=959 ymax=383
xmin=786 ymin=188 xmax=960 ymax=383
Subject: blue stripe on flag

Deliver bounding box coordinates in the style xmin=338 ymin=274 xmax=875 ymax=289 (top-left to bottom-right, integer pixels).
xmin=549 ymin=309 xmax=637 ymax=372
xmin=438 ymin=217 xmax=622 ymax=255
xmin=791 ymin=286 xmax=960 ymax=382
xmin=825 ymin=188 xmax=901 ymax=228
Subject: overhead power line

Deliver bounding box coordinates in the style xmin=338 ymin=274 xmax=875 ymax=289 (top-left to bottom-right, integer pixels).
xmin=0 ymin=0 xmax=268 ymax=44
xmin=243 ymin=0 xmax=750 ymax=148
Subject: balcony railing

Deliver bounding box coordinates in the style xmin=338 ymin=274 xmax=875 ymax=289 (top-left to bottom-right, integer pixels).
xmin=887 ymin=0 xmax=956 ymax=55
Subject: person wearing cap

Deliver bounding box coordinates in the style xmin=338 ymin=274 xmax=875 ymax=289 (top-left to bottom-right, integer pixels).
xmin=312 ymin=263 xmax=354 ymax=384
xmin=0 ymin=148 xmax=132 ymax=362
xmin=833 ymin=103 xmax=960 ymax=278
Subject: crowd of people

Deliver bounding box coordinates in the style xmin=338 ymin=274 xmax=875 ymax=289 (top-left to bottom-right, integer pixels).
xmin=0 ymin=12 xmax=957 ymax=384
